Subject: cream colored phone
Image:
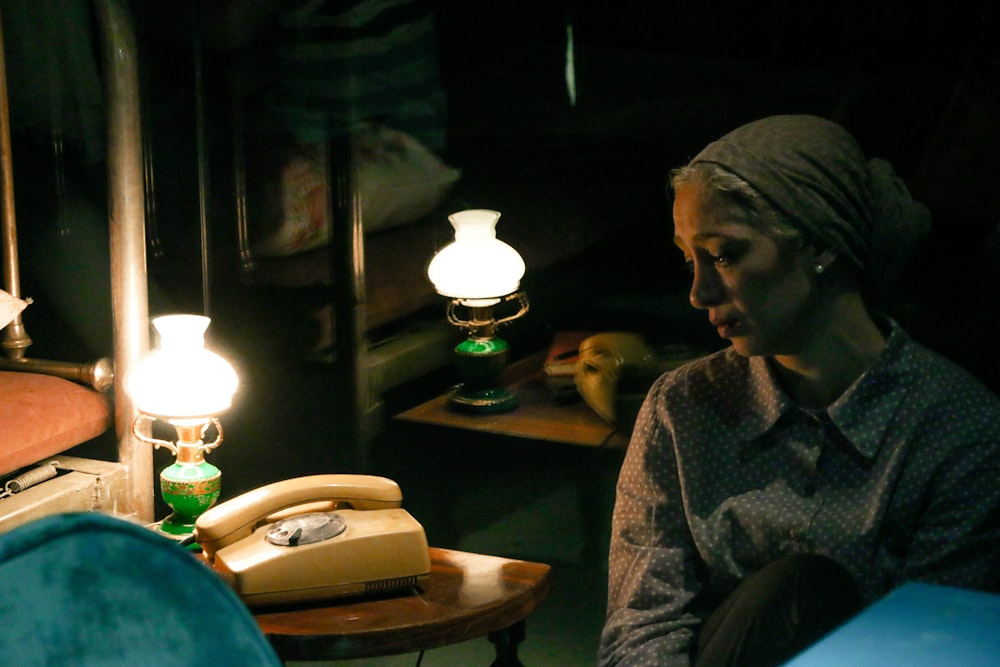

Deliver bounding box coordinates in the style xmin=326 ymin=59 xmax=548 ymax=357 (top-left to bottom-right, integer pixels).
xmin=194 ymin=474 xmax=430 ymax=607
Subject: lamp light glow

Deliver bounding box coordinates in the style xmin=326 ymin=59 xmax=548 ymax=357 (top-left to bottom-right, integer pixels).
xmin=127 ymin=314 xmax=238 ymax=543
xmin=427 ymin=210 xmax=529 ymax=413
xmin=127 ymin=315 xmax=238 ymax=420
xmin=427 ymin=209 xmax=525 ymax=301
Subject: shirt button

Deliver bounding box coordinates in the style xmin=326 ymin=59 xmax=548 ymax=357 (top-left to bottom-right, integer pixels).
xmin=788 ymin=530 xmax=805 ymax=550
xmin=803 ymin=483 xmax=817 ymax=497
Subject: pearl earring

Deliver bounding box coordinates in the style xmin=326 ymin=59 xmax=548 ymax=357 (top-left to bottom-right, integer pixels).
xmin=814 ymin=264 xmax=825 ymax=275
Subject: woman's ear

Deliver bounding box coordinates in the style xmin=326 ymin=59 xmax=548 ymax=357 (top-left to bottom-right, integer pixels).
xmin=813 ymin=247 xmax=839 ymax=274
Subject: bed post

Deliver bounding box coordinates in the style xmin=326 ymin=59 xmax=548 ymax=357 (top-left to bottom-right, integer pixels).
xmin=329 ymin=134 xmax=378 ymax=469
xmin=93 ymin=0 xmax=153 ymax=523
xmin=0 ymin=5 xmax=31 ymax=361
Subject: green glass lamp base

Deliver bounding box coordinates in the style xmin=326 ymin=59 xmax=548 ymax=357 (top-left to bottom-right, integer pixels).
xmin=150 ymin=517 xmax=201 ymax=550
xmin=447 ymin=385 xmax=519 ymax=413
xmin=448 ymin=335 xmax=518 ymax=413
xmin=157 ymin=460 xmax=221 ymax=548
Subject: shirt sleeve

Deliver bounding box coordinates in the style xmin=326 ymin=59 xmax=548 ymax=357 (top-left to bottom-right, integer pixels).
xmin=895 ymin=403 xmax=1000 ymax=593
xmin=598 ymin=381 xmax=705 ymax=667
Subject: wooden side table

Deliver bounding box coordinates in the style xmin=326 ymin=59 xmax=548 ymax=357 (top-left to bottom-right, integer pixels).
xmin=253 ymin=547 xmax=551 ymax=664
xmin=395 ymin=350 xmax=630 ymax=449
xmin=393 ymin=350 xmax=632 ymax=562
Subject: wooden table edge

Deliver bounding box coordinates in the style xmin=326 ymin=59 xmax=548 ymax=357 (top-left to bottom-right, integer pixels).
xmin=255 ymin=547 xmax=553 ymax=661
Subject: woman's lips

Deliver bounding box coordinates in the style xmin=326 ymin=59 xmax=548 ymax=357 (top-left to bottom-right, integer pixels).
xmin=712 ymin=318 xmax=741 ymax=338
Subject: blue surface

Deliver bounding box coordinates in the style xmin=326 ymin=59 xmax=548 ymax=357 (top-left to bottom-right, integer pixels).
xmin=783 ymin=582 xmax=1000 ymax=666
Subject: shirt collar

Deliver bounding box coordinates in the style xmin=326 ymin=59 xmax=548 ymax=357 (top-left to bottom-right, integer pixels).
xmin=740 ymin=319 xmax=913 ymax=460
xmin=827 ymin=321 xmax=913 ymax=459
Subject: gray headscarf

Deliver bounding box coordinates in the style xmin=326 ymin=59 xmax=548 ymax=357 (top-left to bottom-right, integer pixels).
xmin=689 ymin=115 xmax=930 ymax=294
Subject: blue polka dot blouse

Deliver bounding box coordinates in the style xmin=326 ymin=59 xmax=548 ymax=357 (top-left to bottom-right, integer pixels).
xmin=599 ymin=320 xmax=1000 ymax=667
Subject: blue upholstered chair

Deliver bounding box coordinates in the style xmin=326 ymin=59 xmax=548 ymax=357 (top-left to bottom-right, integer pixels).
xmin=0 ymin=512 xmax=282 ymax=666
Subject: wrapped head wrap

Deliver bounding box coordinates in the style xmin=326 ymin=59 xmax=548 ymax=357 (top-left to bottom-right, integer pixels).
xmin=689 ymin=115 xmax=930 ymax=295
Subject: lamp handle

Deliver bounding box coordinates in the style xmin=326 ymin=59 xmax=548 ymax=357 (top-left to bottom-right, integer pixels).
xmin=132 ymin=413 xmax=178 ymax=454
xmin=492 ymin=291 xmax=530 ymax=326
xmin=131 ymin=414 xmax=224 ymax=456
xmin=199 ymin=418 xmax=224 ymax=455
xmin=446 ymin=291 xmax=530 ymax=335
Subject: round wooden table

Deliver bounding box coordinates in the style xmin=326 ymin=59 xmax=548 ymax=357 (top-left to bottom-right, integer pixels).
xmin=252 ymin=547 xmax=552 ymax=664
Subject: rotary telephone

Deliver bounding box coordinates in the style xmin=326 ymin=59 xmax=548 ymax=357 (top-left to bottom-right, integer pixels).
xmin=194 ymin=474 xmax=430 ymax=607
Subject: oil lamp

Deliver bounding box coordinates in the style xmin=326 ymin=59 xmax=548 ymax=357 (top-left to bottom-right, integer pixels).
xmin=427 ymin=209 xmax=529 ymax=412
xmin=126 ymin=314 xmax=238 ymax=541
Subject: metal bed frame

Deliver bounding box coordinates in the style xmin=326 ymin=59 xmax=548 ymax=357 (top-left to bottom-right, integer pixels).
xmin=0 ymin=0 xmax=152 ymax=524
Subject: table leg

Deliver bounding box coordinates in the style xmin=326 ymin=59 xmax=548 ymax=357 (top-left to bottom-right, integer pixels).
xmin=488 ymin=619 xmax=526 ymax=667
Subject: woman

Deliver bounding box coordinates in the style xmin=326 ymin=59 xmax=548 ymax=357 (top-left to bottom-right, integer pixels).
xmin=598 ymin=115 xmax=1000 ymax=667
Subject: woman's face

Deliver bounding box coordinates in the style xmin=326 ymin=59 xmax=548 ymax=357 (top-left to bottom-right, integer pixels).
xmin=672 ymin=183 xmax=824 ymax=357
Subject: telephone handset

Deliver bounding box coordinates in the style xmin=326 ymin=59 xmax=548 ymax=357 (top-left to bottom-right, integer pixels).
xmin=194 ymin=474 xmax=431 ymax=607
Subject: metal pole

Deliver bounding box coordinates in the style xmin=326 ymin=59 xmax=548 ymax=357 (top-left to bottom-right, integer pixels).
xmin=0 ymin=5 xmax=32 ymax=360
xmin=93 ymin=0 xmax=153 ymax=522
xmin=329 ymin=134 xmax=372 ymax=469
xmin=192 ymin=0 xmax=211 ymax=315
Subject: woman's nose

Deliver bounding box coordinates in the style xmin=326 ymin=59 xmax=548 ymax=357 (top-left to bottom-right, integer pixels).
xmin=689 ymin=264 xmax=724 ymax=309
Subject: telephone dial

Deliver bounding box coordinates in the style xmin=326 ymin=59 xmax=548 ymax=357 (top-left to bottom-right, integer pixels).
xmin=194 ymin=474 xmax=431 ymax=607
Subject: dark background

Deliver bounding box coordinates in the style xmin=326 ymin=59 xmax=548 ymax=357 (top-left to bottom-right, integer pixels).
xmin=5 ymin=2 xmax=997 ymax=663
xmin=7 ymin=0 xmax=998 ymax=541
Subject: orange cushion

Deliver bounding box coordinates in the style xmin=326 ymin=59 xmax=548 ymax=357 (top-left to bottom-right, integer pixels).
xmin=0 ymin=371 xmax=112 ymax=476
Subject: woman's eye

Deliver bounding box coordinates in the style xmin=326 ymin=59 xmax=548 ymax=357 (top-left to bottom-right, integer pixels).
xmin=712 ymin=254 xmax=732 ymax=268
xmin=711 ymin=244 xmax=747 ymax=268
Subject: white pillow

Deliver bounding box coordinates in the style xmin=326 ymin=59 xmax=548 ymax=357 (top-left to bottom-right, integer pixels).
xmin=251 ymin=125 xmax=461 ymax=258
xmin=0 ymin=289 xmax=28 ymax=330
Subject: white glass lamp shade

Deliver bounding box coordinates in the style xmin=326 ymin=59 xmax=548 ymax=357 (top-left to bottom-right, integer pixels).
xmin=427 ymin=209 xmax=525 ymax=301
xmin=126 ymin=315 xmax=238 ymax=421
